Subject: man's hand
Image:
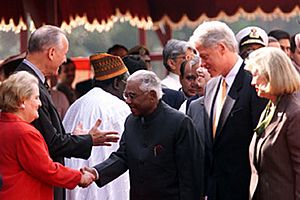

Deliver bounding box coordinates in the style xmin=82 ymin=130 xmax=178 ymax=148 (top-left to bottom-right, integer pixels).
xmin=78 ymin=170 xmax=95 ymax=188
xmin=80 ymin=167 xmax=98 ymax=180
xmin=73 ymin=122 xmax=86 ymax=135
xmin=89 ymin=119 xmax=119 ymax=146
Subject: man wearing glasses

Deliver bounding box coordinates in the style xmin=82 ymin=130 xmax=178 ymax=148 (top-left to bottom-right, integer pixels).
xmin=82 ymin=70 xmax=204 ymax=200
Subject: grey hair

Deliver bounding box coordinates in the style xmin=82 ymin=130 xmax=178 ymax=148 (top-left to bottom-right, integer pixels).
xmin=163 ymin=39 xmax=189 ymax=71
xmin=190 ymin=54 xmax=200 ymax=66
xmin=28 ymin=25 xmax=66 ymax=53
xmin=189 ymin=21 xmax=238 ymax=52
xmin=127 ymin=70 xmax=163 ymax=99
xmin=0 ymin=71 xmax=38 ymax=112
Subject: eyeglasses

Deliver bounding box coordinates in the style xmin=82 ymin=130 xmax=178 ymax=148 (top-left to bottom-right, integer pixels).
xmin=123 ymin=91 xmax=147 ymax=100
xmin=173 ymin=53 xmax=196 ymax=62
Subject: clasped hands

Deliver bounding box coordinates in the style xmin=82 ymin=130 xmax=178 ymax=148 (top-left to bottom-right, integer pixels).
xmin=73 ymin=119 xmax=119 ymax=146
xmin=78 ymin=167 xmax=98 ymax=188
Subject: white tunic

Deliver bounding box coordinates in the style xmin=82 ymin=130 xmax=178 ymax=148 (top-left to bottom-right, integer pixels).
xmin=63 ymin=87 xmax=130 ymax=200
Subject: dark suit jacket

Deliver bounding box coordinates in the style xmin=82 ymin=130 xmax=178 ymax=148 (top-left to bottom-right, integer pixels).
xmin=187 ymin=96 xmax=205 ymax=196
xmin=187 ymin=96 xmax=205 ymax=146
xmin=249 ymin=92 xmax=300 ymax=200
xmin=94 ymin=101 xmax=203 ymax=200
xmin=15 ymin=63 xmax=93 ymax=163
xmin=162 ymin=88 xmax=185 ymax=110
xmin=203 ymin=63 xmax=267 ymax=200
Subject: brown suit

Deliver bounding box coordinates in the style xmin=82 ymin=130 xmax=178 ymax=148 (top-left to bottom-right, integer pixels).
xmin=249 ymin=92 xmax=300 ymax=200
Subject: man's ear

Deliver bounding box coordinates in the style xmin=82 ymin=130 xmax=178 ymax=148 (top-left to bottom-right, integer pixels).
xmin=217 ymin=42 xmax=226 ymax=55
xmin=47 ymin=47 xmax=55 ymax=61
xmin=167 ymin=59 xmax=177 ymax=71
xmin=149 ymin=90 xmax=158 ymax=102
xmin=113 ymin=78 xmax=120 ymax=90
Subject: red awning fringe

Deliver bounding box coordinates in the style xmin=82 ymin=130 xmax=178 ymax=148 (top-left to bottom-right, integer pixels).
xmin=0 ymin=6 xmax=299 ymax=33
xmin=152 ymin=6 xmax=300 ymax=30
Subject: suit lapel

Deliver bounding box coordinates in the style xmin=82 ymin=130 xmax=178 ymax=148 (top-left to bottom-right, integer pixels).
xmin=204 ymin=77 xmax=221 ymax=121
xmin=262 ymin=96 xmax=288 ymax=139
xmin=215 ymin=63 xmax=244 ymax=139
xmin=255 ymin=95 xmax=288 ymax=169
xmin=16 ymin=62 xmax=61 ymax=119
xmin=204 ymin=76 xmax=221 ymax=146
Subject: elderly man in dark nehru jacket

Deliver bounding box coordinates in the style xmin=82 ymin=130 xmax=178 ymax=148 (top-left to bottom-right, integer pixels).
xmin=82 ymin=70 xmax=204 ymax=200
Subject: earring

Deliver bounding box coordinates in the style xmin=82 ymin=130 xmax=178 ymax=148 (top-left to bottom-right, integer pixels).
xmin=20 ymin=104 xmax=25 ymax=108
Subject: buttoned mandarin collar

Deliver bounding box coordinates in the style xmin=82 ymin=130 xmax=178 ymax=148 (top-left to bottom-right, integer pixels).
xmin=139 ymin=100 xmax=164 ymax=125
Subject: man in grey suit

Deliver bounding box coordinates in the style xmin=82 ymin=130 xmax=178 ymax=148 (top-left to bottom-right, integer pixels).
xmin=15 ymin=25 xmax=118 ymax=200
xmin=189 ymin=21 xmax=267 ymax=200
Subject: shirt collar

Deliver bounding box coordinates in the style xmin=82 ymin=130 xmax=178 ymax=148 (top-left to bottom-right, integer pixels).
xmin=23 ymin=59 xmax=45 ymax=83
xmin=168 ymin=72 xmax=179 ymax=79
xmin=222 ymin=56 xmax=243 ymax=92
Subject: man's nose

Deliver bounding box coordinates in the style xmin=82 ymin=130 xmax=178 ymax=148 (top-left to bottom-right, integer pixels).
xmin=200 ymin=61 xmax=207 ymax=68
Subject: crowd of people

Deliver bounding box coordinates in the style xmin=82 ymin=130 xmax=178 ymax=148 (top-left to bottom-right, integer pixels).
xmin=0 ymin=20 xmax=300 ymax=200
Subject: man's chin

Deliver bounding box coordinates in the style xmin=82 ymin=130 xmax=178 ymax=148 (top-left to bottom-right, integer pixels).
xmin=188 ymin=90 xmax=197 ymax=96
xmin=130 ymin=108 xmax=139 ymax=116
xmin=209 ymin=71 xmax=219 ymax=77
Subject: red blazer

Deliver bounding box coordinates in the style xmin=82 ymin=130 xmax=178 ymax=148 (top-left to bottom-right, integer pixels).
xmin=0 ymin=112 xmax=81 ymax=200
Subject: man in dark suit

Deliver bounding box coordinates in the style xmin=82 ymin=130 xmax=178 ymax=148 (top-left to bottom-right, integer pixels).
xmin=82 ymin=70 xmax=204 ymax=200
xmin=189 ymin=21 xmax=267 ymax=200
xmin=15 ymin=25 xmax=118 ymax=200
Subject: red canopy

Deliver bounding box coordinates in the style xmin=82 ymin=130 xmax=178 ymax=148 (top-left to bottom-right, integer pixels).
xmin=0 ymin=0 xmax=299 ymax=31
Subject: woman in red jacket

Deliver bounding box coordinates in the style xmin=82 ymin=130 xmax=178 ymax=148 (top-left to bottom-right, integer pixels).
xmin=0 ymin=71 xmax=94 ymax=200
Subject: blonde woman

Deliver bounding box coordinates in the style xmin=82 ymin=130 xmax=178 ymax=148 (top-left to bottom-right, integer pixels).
xmin=245 ymin=47 xmax=300 ymax=200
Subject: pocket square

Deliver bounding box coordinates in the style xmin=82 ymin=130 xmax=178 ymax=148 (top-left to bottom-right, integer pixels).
xmin=153 ymin=144 xmax=164 ymax=156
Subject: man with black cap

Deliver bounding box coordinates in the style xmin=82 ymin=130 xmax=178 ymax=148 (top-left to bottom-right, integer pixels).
xmin=236 ymin=26 xmax=268 ymax=59
xmin=63 ymin=53 xmax=130 ymax=200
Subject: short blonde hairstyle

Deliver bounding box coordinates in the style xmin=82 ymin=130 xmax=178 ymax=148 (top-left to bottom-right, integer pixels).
xmin=0 ymin=71 xmax=39 ymax=112
xmin=245 ymin=47 xmax=300 ymax=95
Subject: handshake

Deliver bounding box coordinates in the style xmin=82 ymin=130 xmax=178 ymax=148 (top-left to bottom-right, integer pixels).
xmin=78 ymin=167 xmax=98 ymax=188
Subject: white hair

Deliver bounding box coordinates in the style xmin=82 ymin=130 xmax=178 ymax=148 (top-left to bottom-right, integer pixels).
xmin=127 ymin=70 xmax=163 ymax=99
xmin=189 ymin=21 xmax=238 ymax=52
